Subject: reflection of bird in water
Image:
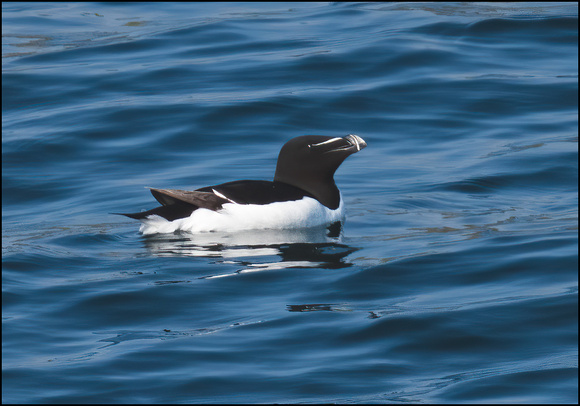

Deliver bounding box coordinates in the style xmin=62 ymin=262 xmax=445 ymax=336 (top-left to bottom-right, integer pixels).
xmin=141 ymin=224 xmax=360 ymax=277
xmin=276 ymin=242 xmax=358 ymax=270
xmin=286 ymin=304 xmax=352 ymax=313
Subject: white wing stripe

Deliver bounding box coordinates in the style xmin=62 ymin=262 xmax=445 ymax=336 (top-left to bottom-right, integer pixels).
xmin=212 ymin=189 xmax=238 ymax=204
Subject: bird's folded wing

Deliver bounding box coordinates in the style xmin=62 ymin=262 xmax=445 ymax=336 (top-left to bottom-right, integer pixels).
xmin=149 ymin=188 xmax=229 ymax=211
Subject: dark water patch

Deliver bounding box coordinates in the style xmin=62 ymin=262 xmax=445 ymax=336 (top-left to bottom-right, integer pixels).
xmin=466 ymin=17 xmax=578 ymax=42
xmin=435 ymin=366 xmax=577 ymax=403
xmin=437 ymin=165 xmax=578 ymax=195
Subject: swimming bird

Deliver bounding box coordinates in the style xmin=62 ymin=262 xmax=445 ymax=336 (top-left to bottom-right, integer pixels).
xmin=117 ymin=134 xmax=366 ymax=235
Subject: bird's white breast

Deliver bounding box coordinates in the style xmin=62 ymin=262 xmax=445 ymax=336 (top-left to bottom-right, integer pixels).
xmin=138 ymin=195 xmax=344 ymax=235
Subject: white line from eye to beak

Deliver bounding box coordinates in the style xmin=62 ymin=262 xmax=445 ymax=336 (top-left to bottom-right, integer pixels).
xmin=310 ymin=137 xmax=343 ymax=148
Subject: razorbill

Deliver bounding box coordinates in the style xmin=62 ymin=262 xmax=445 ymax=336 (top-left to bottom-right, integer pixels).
xmin=117 ymin=134 xmax=367 ymax=235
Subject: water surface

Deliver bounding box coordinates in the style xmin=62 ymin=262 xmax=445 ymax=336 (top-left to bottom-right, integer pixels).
xmin=2 ymin=2 xmax=578 ymax=403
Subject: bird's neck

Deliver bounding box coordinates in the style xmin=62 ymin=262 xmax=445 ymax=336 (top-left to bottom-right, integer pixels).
xmin=274 ymin=175 xmax=340 ymax=210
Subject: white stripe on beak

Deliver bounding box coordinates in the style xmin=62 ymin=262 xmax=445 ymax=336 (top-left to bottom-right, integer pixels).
xmin=350 ymin=134 xmax=361 ymax=151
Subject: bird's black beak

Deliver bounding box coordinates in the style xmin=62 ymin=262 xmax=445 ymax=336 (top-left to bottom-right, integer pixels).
xmin=343 ymin=134 xmax=367 ymax=153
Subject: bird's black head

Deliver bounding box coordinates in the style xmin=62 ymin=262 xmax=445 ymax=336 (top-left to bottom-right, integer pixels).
xmin=273 ymin=134 xmax=367 ymax=209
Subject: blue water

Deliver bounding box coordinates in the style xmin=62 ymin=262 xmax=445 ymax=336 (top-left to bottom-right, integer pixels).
xmin=2 ymin=2 xmax=578 ymax=403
